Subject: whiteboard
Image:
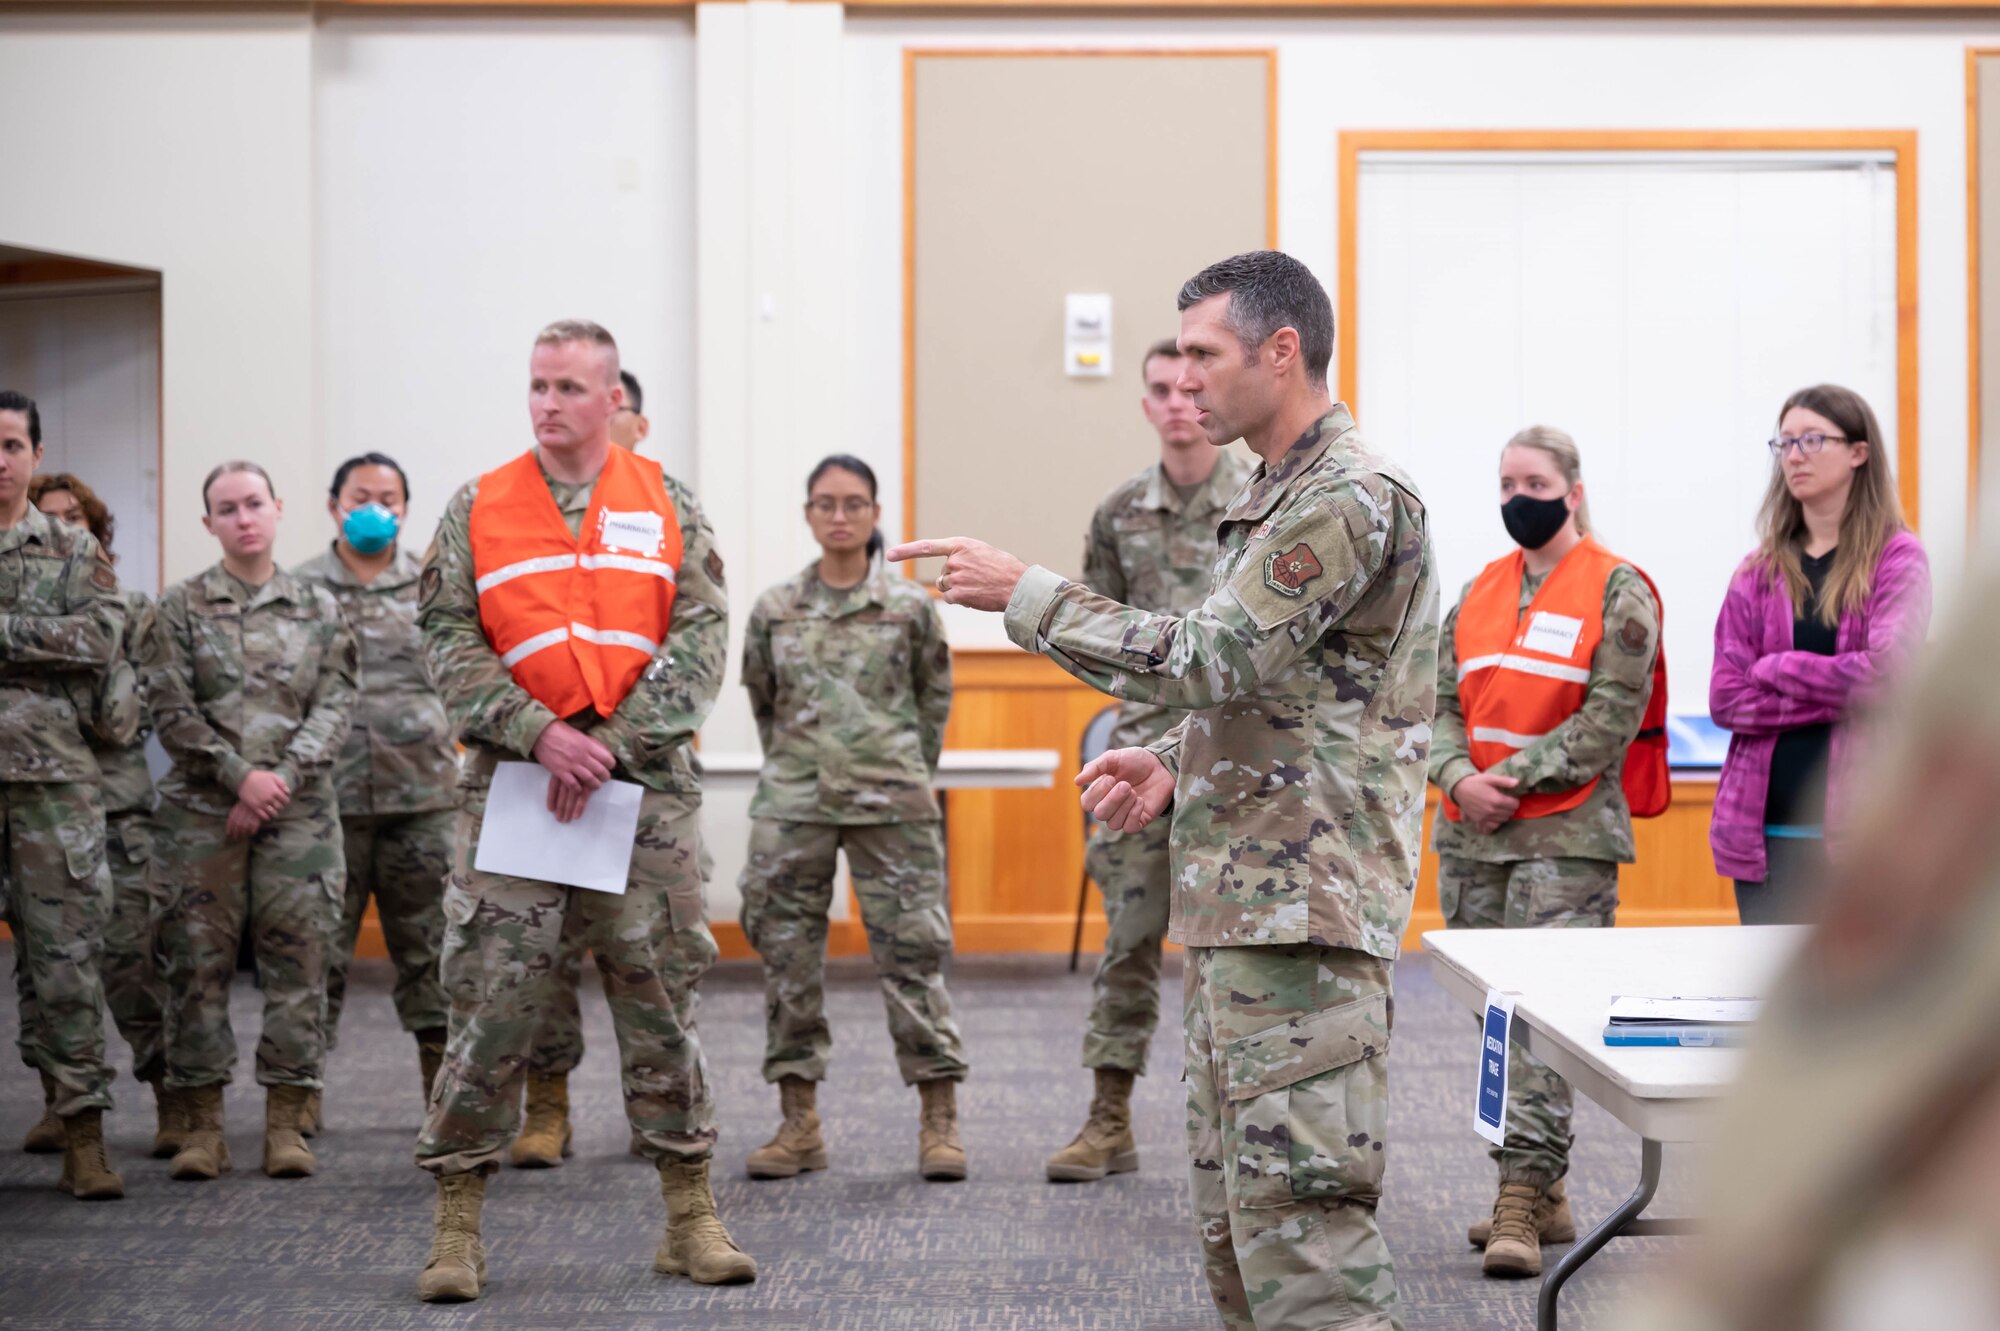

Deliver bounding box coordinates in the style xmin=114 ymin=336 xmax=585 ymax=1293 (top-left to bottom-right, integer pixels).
xmin=1355 ymin=153 xmax=1899 ymax=712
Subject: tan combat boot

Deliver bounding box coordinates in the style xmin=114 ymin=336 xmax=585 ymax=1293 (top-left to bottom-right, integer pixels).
xmin=170 ymin=1085 xmax=230 ymax=1181
xmin=22 ymin=1071 xmax=62 ymax=1153
xmin=745 ymin=1076 xmax=827 ymax=1180
xmin=510 ymin=1071 xmax=572 ymax=1168
xmin=264 ymin=1085 xmax=317 ymax=1178
xmin=655 ymin=1157 xmax=758 ymax=1284
xmin=150 ymin=1079 xmax=187 ymax=1159
xmin=917 ymin=1078 xmax=967 ymax=1182
xmin=57 ymin=1109 xmax=125 ymax=1201
xmin=1482 ymin=1180 xmax=1545 ymax=1277
xmin=416 ymin=1027 xmax=448 ymax=1108
xmin=300 ymin=1089 xmax=322 ymax=1138
xmin=417 ymin=1172 xmax=488 ymax=1303
xmin=1046 ymin=1068 xmax=1138 ymax=1182
xmin=1467 ymin=1176 xmax=1575 ymax=1248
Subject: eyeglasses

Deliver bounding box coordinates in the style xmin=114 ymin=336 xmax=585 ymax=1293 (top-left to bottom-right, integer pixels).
xmin=808 ymin=497 xmax=875 ymax=518
xmin=1768 ymin=431 xmax=1849 ymax=458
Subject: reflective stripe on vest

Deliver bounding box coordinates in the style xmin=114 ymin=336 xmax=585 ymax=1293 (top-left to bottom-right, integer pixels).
xmin=468 ymin=448 xmax=682 ymax=719
xmin=1445 ymin=537 xmax=1635 ymax=823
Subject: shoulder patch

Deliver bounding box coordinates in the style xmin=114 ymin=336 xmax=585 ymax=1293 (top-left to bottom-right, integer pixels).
xmin=90 ymin=553 xmax=119 ymax=595
xmin=704 ymin=548 xmax=725 ymax=586
xmin=1229 ymin=502 xmax=1361 ymax=633
xmin=1263 ymin=542 xmax=1323 ymax=598
xmin=419 ymin=564 xmax=441 ymax=610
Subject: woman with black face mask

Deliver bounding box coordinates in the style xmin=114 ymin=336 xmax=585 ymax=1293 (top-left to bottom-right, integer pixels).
xmin=1427 ymin=426 xmax=1668 ymax=1281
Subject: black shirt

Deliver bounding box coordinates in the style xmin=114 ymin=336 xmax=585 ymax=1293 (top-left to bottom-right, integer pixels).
xmin=1764 ymin=548 xmax=1838 ymax=828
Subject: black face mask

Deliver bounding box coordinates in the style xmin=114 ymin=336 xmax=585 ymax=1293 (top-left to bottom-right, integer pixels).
xmin=1501 ymin=492 xmax=1573 ymax=551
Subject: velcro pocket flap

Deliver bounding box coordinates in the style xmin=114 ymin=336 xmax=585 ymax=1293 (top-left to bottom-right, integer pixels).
xmin=1224 ymin=991 xmax=1390 ymax=1103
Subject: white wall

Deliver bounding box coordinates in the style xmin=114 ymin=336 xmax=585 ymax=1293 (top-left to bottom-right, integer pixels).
xmin=0 ymin=12 xmax=314 ymax=580
xmin=314 ymin=15 xmax=698 ymax=559
xmin=841 ymin=14 xmax=2000 ymax=631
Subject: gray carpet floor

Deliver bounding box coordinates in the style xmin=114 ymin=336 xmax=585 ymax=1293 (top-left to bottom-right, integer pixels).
xmin=0 ymin=944 xmax=1689 ymax=1330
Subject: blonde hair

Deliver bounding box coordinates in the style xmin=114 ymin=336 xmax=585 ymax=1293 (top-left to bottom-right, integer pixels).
xmin=202 ymin=460 xmax=276 ymax=513
xmin=1502 ymin=425 xmax=1592 ymax=536
xmin=1755 ymin=383 xmax=1905 ymax=628
xmin=535 ymin=320 xmax=620 ymax=384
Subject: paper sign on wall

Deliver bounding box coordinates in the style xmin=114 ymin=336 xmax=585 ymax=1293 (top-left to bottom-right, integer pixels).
xmin=1473 ymin=988 xmax=1516 ymax=1146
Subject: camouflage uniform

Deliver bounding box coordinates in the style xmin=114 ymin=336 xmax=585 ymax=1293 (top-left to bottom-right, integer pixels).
xmin=296 ymin=545 xmax=456 ymax=1042
xmin=0 ymin=506 xmax=124 ymax=1117
xmin=1077 ymin=452 xmax=1251 ymax=1075
xmin=415 ymin=460 xmax=728 ymax=1175
xmin=737 ymin=557 xmax=967 ymax=1087
xmin=11 ymin=590 xmax=163 ymax=1086
xmin=144 ymin=565 xmax=357 ymax=1091
xmin=1006 ymin=405 xmax=1438 ymax=1331
xmin=1430 ymin=564 xmax=1660 ymax=1187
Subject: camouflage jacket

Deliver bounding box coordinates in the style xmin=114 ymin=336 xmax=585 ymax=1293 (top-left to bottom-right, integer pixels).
xmin=94 ymin=589 xmax=158 ymax=816
xmin=0 ymin=505 xmax=125 ymax=785
xmin=419 ymin=454 xmax=728 ymax=796
xmin=143 ymin=564 xmax=359 ymax=816
xmin=1080 ymin=451 xmax=1253 ymax=752
xmin=1430 ymin=562 xmax=1660 ymax=865
xmin=1006 ymin=405 xmax=1439 ymax=958
xmin=295 ymin=544 xmax=457 ymax=817
xmin=743 ymin=556 xmax=951 ymax=825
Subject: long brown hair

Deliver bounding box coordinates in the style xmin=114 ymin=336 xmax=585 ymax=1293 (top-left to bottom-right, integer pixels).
xmin=28 ymin=472 xmax=116 ymax=561
xmin=1755 ymin=384 xmax=1904 ymax=627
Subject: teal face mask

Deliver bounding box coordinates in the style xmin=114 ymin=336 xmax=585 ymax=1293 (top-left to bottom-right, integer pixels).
xmin=342 ymin=502 xmax=399 ymax=555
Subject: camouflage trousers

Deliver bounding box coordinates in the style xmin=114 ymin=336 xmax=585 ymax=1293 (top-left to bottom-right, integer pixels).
xmin=1081 ymin=817 xmax=1171 ymax=1075
xmin=1185 ymin=943 xmax=1401 ymax=1331
xmin=523 ymin=840 xmax=714 ymax=1079
xmin=156 ymin=789 xmax=345 ymax=1090
xmin=3 ymin=779 xmax=114 ymax=1116
xmin=14 ymin=807 xmax=166 ymax=1089
xmin=739 ymin=818 xmax=968 ymax=1087
xmin=1438 ymin=855 xmax=1618 ymax=1187
xmin=417 ymin=784 xmax=719 ymax=1176
xmin=325 ymin=810 xmax=450 ymax=1045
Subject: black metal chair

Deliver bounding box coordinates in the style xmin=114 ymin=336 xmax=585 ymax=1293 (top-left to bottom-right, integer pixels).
xmin=1068 ymin=704 xmax=1124 ymax=974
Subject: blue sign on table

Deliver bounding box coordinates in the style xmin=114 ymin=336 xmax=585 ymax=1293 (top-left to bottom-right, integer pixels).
xmin=1473 ymin=988 xmax=1514 ymax=1146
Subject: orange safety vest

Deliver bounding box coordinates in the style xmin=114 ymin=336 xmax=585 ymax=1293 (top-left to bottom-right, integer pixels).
xmin=468 ymin=447 xmax=682 ymax=719
xmin=1443 ymin=536 xmax=1670 ymax=823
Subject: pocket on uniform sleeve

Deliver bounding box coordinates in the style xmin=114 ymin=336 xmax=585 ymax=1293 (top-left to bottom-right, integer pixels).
xmin=62 ymin=821 xmax=107 ymax=883
xmin=1222 ymin=990 xmax=1392 ymax=1210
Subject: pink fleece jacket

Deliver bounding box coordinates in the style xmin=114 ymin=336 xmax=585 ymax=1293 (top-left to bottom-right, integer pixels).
xmin=1708 ymin=530 xmax=1931 ymax=881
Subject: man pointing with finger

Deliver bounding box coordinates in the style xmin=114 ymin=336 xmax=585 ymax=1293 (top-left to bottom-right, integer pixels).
xmin=891 ymin=251 xmax=1438 ymax=1331
xmin=411 ymin=320 xmax=754 ymax=1302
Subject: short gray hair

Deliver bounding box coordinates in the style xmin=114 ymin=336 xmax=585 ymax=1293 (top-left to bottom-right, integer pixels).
xmin=1176 ymin=251 xmax=1334 ymax=388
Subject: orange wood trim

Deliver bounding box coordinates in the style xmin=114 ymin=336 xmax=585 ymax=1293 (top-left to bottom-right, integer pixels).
xmin=1970 ymin=50 xmax=2000 ymax=544
xmin=901 ymin=46 xmax=919 ymax=574
xmin=901 ymin=47 xmax=1279 ymax=573
xmin=1338 ymin=129 xmax=1921 ymax=526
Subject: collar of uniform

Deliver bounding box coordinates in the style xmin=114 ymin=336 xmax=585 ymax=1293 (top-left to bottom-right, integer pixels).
xmin=201 ymin=561 xmax=303 ymax=610
xmin=0 ymin=503 xmax=53 ymax=558
xmin=1139 ymin=454 xmax=1243 ymax=518
xmin=790 ymin=555 xmax=888 ymax=617
xmin=302 ymin=542 xmax=420 ymax=591
xmin=1224 ymin=403 xmax=1356 ymax=524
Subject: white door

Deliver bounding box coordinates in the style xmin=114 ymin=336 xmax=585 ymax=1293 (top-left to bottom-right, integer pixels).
xmin=0 ymin=288 xmax=163 ymax=594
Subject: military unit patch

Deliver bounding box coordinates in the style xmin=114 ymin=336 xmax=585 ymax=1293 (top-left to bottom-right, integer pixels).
xmin=1263 ymin=542 xmax=1323 ymax=598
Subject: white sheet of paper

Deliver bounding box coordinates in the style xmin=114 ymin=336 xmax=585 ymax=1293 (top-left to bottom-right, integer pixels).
xmin=472 ymin=762 xmax=642 ymax=894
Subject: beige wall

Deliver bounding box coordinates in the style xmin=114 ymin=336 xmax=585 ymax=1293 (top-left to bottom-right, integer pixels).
xmin=908 ymin=52 xmax=1269 ymax=584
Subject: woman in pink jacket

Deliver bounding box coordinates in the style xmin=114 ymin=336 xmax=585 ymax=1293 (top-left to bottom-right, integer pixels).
xmin=1710 ymin=384 xmax=1930 ymax=924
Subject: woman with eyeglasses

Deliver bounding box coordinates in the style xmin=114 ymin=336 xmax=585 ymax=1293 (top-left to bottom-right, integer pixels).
xmin=736 ymin=454 xmax=969 ymax=1184
xmin=1710 ymin=384 xmax=1930 ymax=925
xmin=1430 ymin=425 xmax=1667 ymax=1279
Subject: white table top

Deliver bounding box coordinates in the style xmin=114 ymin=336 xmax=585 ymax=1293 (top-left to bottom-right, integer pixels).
xmin=1419 ymin=925 xmax=1805 ymax=1143
xmin=697 ymin=749 xmax=1061 ymax=792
